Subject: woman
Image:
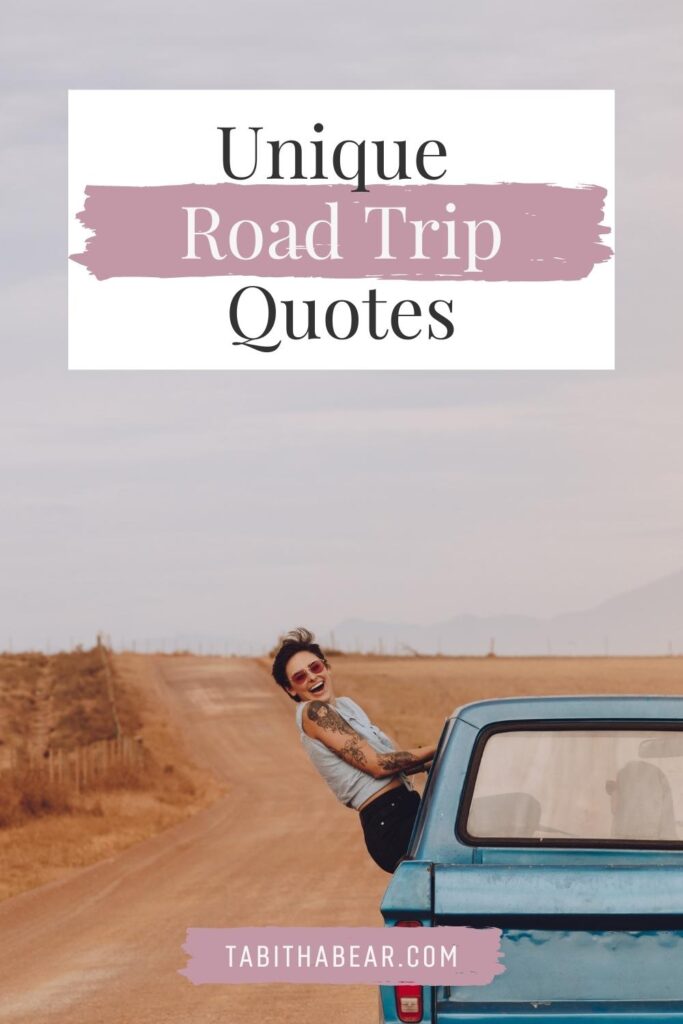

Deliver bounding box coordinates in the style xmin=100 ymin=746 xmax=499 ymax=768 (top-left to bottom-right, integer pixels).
xmin=271 ymin=628 xmax=438 ymax=872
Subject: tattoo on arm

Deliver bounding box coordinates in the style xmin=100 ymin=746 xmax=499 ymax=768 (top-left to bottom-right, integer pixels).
xmin=377 ymin=750 xmax=421 ymax=772
xmin=340 ymin=737 xmax=368 ymax=769
xmin=305 ymin=702 xmax=368 ymax=769
xmin=305 ymin=701 xmax=356 ymax=736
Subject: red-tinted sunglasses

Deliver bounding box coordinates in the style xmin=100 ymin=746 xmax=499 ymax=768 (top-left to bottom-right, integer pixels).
xmin=289 ymin=659 xmax=326 ymax=686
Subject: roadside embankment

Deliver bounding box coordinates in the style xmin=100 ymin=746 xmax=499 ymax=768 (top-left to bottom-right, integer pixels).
xmin=0 ymin=649 xmax=223 ymax=900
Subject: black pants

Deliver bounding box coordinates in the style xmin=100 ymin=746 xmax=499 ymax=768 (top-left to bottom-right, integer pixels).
xmin=359 ymin=786 xmax=421 ymax=873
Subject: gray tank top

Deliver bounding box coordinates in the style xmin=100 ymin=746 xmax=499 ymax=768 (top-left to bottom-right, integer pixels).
xmin=295 ymin=696 xmax=410 ymax=810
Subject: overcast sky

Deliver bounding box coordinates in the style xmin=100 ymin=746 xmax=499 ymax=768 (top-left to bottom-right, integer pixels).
xmin=1 ymin=1 xmax=681 ymax=652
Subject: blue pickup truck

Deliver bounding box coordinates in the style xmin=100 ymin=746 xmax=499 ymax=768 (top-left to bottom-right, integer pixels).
xmin=380 ymin=695 xmax=683 ymax=1024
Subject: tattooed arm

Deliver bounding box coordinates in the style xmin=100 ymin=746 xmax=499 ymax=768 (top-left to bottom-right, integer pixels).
xmin=302 ymin=701 xmax=437 ymax=779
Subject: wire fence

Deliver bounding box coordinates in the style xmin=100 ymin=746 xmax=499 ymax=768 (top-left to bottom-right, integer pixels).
xmin=0 ymin=735 xmax=145 ymax=793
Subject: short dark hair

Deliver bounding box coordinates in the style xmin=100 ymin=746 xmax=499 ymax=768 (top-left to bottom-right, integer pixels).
xmin=271 ymin=627 xmax=328 ymax=702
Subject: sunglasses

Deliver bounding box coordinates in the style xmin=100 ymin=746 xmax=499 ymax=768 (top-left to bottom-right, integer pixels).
xmin=289 ymin=659 xmax=326 ymax=686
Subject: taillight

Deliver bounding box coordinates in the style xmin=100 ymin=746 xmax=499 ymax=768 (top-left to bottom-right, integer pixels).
xmin=395 ymin=921 xmax=423 ymax=1023
xmin=395 ymin=985 xmax=423 ymax=1023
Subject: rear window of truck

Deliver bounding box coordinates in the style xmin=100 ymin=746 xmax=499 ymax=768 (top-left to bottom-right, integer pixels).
xmin=460 ymin=725 xmax=683 ymax=846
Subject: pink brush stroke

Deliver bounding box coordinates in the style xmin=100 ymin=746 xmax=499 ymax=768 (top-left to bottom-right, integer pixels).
xmin=179 ymin=925 xmax=505 ymax=986
xmin=71 ymin=183 xmax=611 ymax=282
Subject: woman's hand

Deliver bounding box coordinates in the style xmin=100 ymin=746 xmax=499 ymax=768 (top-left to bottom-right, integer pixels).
xmin=403 ymin=760 xmax=433 ymax=776
xmin=302 ymin=702 xmax=437 ymax=779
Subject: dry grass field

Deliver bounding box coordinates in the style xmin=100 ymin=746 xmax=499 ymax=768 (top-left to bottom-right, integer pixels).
xmin=0 ymin=646 xmax=139 ymax=767
xmin=329 ymin=654 xmax=683 ymax=749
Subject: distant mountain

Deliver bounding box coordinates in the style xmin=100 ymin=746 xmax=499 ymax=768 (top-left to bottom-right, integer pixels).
xmin=331 ymin=569 xmax=683 ymax=656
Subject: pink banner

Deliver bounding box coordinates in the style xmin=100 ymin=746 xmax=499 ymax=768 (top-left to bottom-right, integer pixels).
xmin=180 ymin=925 xmax=504 ymax=985
xmin=71 ymin=183 xmax=611 ymax=282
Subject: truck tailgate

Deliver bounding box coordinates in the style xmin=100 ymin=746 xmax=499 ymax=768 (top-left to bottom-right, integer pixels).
xmin=432 ymin=865 xmax=683 ymax=1018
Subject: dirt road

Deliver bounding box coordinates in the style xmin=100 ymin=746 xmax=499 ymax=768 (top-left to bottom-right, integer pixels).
xmin=0 ymin=657 xmax=388 ymax=1023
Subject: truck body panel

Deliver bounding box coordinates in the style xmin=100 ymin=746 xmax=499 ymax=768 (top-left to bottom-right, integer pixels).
xmin=380 ymin=696 xmax=683 ymax=1024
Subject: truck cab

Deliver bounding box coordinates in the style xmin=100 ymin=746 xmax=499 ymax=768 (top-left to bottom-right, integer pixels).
xmin=380 ymin=696 xmax=683 ymax=1024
